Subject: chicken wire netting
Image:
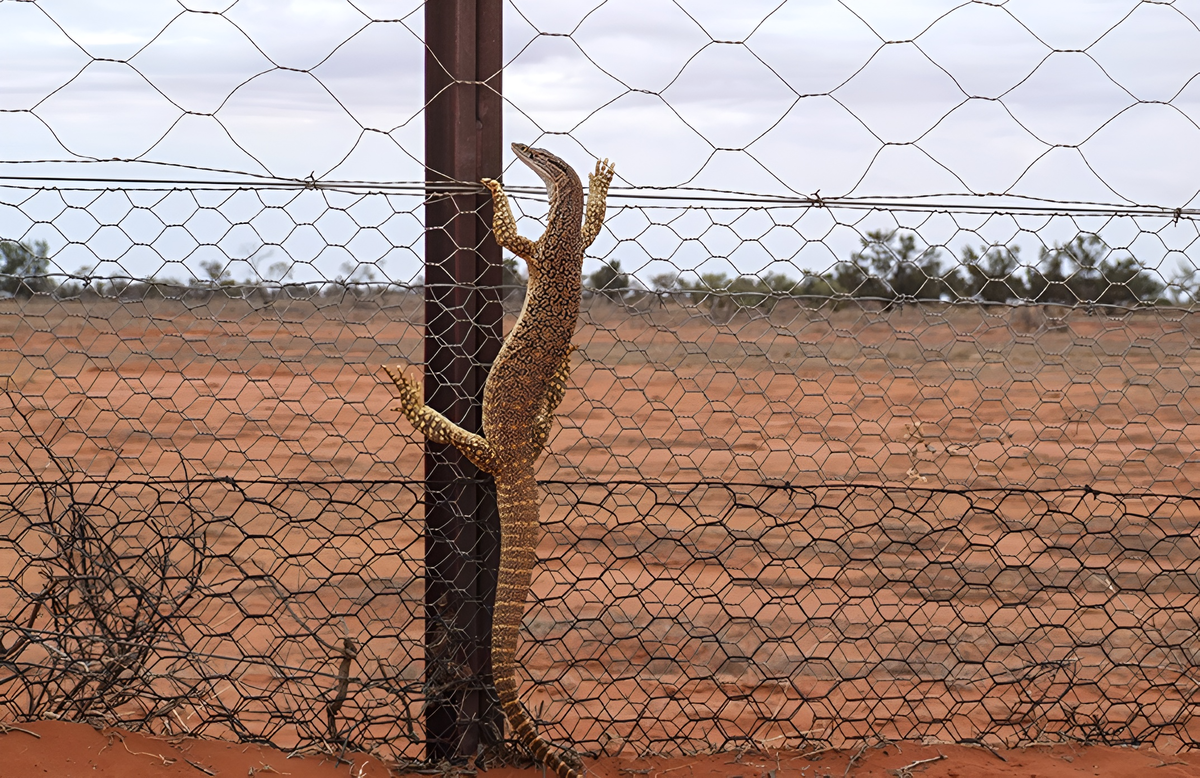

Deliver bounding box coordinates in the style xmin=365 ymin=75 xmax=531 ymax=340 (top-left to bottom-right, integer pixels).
xmin=2 ymin=0 xmax=1200 ymax=761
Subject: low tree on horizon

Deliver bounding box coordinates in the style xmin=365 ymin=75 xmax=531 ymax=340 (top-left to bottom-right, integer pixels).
xmin=955 ymin=244 xmax=1028 ymax=302
xmin=833 ymin=230 xmax=954 ymax=302
xmin=587 ymin=258 xmax=632 ymax=300
xmin=0 ymin=239 xmax=53 ymax=298
xmin=1027 ymin=234 xmax=1163 ymax=307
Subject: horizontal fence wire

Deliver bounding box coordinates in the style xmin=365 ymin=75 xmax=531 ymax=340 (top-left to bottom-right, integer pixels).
xmin=4 ymin=0 xmax=1200 ymax=760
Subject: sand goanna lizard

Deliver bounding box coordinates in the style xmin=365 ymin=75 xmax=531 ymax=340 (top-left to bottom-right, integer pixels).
xmin=387 ymin=143 xmax=614 ymax=778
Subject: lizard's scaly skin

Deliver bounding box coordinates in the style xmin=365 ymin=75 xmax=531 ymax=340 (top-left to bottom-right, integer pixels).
xmin=388 ymin=144 xmax=614 ymax=778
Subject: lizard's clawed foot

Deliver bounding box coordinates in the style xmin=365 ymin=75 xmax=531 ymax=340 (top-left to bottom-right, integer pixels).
xmin=384 ymin=365 xmax=422 ymax=416
xmin=481 ymin=177 xmax=503 ymax=194
xmin=590 ymin=159 xmax=615 ymax=187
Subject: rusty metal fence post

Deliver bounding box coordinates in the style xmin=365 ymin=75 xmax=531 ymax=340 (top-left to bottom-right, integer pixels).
xmin=423 ymin=0 xmax=504 ymax=763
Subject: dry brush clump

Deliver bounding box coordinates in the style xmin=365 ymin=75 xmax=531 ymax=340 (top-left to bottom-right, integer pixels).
xmin=0 ymin=393 xmax=213 ymax=730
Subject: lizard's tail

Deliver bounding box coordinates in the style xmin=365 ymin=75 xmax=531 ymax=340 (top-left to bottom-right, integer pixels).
xmin=495 ymin=672 xmax=578 ymax=778
xmin=492 ymin=473 xmax=580 ymax=778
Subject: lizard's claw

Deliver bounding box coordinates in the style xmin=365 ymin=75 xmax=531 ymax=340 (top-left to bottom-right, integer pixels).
xmin=590 ymin=159 xmax=615 ymax=186
xmin=481 ymin=177 xmax=503 ymax=194
xmin=384 ymin=365 xmax=422 ymax=416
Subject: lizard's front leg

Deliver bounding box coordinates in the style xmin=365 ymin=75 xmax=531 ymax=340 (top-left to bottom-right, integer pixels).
xmin=581 ymin=159 xmax=615 ymax=249
xmin=385 ymin=365 xmax=497 ymax=473
xmin=482 ymin=178 xmax=538 ymax=263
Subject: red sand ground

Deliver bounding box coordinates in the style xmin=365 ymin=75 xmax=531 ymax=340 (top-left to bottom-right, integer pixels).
xmin=4 ymin=303 xmax=1200 ymax=773
xmin=6 ymin=299 xmax=1199 ymax=492
xmin=2 ymin=722 xmax=1200 ymax=778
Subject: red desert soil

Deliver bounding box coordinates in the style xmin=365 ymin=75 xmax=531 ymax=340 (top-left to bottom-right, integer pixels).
xmin=2 ymin=722 xmax=1199 ymax=778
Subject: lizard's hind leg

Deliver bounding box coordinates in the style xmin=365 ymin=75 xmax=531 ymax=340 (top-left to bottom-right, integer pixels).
xmin=530 ymin=345 xmax=576 ymax=457
xmin=385 ymin=365 xmax=497 ymax=473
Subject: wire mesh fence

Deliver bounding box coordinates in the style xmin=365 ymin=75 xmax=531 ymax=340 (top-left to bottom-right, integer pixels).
xmin=5 ymin=467 xmax=1200 ymax=757
xmin=2 ymin=0 xmax=1200 ymax=761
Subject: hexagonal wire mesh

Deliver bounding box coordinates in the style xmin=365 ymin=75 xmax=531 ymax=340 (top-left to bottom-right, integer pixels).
xmin=2 ymin=0 xmax=1200 ymax=762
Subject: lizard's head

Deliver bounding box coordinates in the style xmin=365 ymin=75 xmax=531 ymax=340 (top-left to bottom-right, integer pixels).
xmin=512 ymin=143 xmax=580 ymax=191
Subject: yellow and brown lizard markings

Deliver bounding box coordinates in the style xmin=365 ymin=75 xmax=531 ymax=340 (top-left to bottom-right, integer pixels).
xmin=386 ymin=143 xmax=615 ymax=778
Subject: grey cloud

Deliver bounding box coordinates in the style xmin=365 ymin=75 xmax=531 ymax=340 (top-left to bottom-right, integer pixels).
xmin=4 ymin=0 xmax=1200 ymax=282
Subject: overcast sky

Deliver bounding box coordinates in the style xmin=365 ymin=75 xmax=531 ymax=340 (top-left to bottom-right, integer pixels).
xmin=2 ymin=0 xmax=1199 ymax=283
